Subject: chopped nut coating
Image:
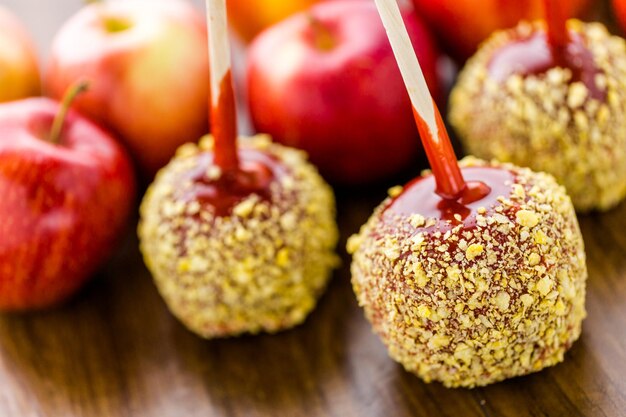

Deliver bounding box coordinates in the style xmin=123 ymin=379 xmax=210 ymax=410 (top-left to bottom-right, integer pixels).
xmin=349 ymin=158 xmax=587 ymax=387
xmin=139 ymin=135 xmax=339 ymax=338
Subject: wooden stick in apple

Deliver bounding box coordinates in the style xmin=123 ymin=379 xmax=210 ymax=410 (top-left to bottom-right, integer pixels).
xmin=349 ymin=2 xmax=590 ymax=387
xmin=373 ymin=0 xmax=477 ymax=200
xmin=206 ymin=0 xmax=239 ymax=173
xmin=544 ymin=0 xmax=570 ymax=51
xmin=138 ymin=0 xmax=340 ymax=338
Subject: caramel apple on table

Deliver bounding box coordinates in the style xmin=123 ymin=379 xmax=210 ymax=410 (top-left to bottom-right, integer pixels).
xmin=138 ymin=0 xmax=338 ymax=338
xmin=450 ymin=0 xmax=626 ymax=212
xmin=348 ymin=0 xmax=587 ymax=388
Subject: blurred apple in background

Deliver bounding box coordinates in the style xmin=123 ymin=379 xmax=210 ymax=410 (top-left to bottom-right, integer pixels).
xmin=0 ymin=6 xmax=40 ymax=103
xmin=44 ymin=0 xmax=210 ymax=179
xmin=412 ymin=0 xmax=591 ymax=61
xmin=247 ymin=0 xmax=441 ymax=185
xmin=227 ymin=0 xmax=319 ymax=42
xmin=0 ymin=93 xmax=135 ymax=311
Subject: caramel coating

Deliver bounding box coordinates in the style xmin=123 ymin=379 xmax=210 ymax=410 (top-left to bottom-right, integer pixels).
xmin=348 ymin=158 xmax=587 ymax=388
xmin=450 ymin=20 xmax=626 ymax=212
xmin=139 ymin=135 xmax=339 ymax=338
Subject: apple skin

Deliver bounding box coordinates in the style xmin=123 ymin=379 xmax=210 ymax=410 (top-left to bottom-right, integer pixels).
xmin=0 ymin=6 xmax=40 ymax=103
xmin=247 ymin=0 xmax=441 ymax=185
xmin=227 ymin=0 xmax=319 ymax=42
xmin=412 ymin=0 xmax=591 ymax=61
xmin=0 ymin=98 xmax=136 ymax=311
xmin=44 ymin=0 xmax=209 ymax=178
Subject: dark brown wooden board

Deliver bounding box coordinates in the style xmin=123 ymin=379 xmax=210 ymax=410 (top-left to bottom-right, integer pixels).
xmin=1 ymin=1 xmax=625 ymax=416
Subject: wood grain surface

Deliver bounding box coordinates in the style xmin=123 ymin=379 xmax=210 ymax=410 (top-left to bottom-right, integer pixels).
xmin=1 ymin=1 xmax=625 ymax=416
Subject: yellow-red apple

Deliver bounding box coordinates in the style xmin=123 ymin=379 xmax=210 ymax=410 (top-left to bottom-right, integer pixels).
xmin=0 ymin=6 xmax=40 ymax=103
xmin=45 ymin=0 xmax=210 ymax=178
xmin=227 ymin=0 xmax=319 ymax=42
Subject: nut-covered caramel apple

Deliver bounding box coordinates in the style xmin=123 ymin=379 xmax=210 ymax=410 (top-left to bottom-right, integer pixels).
xmin=138 ymin=0 xmax=338 ymax=338
xmin=139 ymin=135 xmax=338 ymax=337
xmin=348 ymin=157 xmax=586 ymax=387
xmin=450 ymin=2 xmax=626 ymax=212
xmin=349 ymin=0 xmax=587 ymax=388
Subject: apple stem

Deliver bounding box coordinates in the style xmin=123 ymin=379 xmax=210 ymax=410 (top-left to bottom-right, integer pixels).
xmin=306 ymin=14 xmax=335 ymax=51
xmin=206 ymin=0 xmax=239 ymax=173
xmin=543 ymin=0 xmax=570 ymax=52
xmin=374 ymin=0 xmax=466 ymax=200
xmin=49 ymin=81 xmax=89 ymax=145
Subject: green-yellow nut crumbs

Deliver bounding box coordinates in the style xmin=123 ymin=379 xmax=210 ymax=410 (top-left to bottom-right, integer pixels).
xmin=450 ymin=20 xmax=626 ymax=212
xmin=139 ymin=134 xmax=339 ymax=338
xmin=348 ymin=157 xmax=587 ymax=388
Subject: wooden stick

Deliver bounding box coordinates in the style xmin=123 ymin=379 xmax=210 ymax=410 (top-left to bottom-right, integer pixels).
xmin=543 ymin=0 xmax=570 ymax=51
xmin=373 ymin=0 xmax=465 ymax=200
xmin=206 ymin=0 xmax=239 ymax=172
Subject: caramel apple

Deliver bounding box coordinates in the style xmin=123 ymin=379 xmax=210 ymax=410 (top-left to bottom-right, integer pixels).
xmin=348 ymin=0 xmax=587 ymax=388
xmin=450 ymin=2 xmax=626 ymax=212
xmin=138 ymin=0 xmax=338 ymax=338
xmin=139 ymin=135 xmax=338 ymax=337
xmin=349 ymin=157 xmax=586 ymax=387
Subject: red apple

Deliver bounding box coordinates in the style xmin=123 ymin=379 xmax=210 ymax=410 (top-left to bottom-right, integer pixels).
xmin=0 ymin=6 xmax=40 ymax=103
xmin=412 ymin=0 xmax=591 ymax=61
xmin=0 ymin=96 xmax=135 ymax=311
xmin=614 ymin=0 xmax=626 ymax=33
xmin=44 ymin=0 xmax=210 ymax=178
xmin=247 ymin=0 xmax=441 ymax=184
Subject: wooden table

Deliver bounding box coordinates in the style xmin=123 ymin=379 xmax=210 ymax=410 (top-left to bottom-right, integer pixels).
xmin=2 ymin=1 xmax=625 ymax=416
